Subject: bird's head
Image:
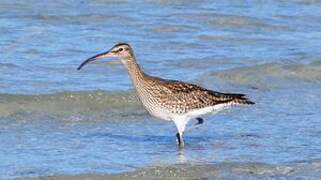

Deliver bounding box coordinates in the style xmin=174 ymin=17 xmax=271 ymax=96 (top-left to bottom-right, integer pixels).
xmin=77 ymin=43 xmax=134 ymax=70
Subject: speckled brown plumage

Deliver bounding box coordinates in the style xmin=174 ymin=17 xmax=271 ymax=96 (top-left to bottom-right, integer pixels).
xmin=134 ymin=73 xmax=254 ymax=114
xmin=113 ymin=43 xmax=255 ymax=119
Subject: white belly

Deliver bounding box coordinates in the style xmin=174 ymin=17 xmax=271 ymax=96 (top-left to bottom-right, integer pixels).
xmin=183 ymin=103 xmax=230 ymax=119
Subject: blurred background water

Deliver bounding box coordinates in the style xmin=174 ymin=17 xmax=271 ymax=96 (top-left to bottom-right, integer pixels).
xmin=1 ymin=0 xmax=321 ymax=179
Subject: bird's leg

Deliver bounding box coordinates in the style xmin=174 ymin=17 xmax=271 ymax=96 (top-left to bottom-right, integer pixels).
xmin=176 ymin=118 xmax=203 ymax=147
xmin=176 ymin=132 xmax=185 ymax=148
xmin=173 ymin=118 xmax=188 ymax=148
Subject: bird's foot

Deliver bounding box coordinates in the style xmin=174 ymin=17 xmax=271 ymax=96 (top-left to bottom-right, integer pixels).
xmin=195 ymin=117 xmax=204 ymax=126
xmin=186 ymin=117 xmax=204 ymax=132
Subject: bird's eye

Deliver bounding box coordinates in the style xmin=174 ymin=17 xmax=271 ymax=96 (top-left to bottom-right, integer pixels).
xmin=118 ymin=48 xmax=123 ymax=52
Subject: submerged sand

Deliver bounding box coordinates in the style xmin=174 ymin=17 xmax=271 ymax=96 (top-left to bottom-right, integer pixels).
xmin=26 ymin=160 xmax=321 ymax=180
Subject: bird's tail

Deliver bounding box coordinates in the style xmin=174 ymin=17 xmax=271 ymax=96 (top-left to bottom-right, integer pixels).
xmin=228 ymin=93 xmax=255 ymax=105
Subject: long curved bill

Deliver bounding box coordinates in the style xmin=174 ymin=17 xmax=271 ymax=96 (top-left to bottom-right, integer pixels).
xmin=77 ymin=51 xmax=110 ymax=70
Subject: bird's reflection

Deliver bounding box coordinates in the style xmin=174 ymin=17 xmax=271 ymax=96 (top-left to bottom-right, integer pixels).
xmin=177 ymin=148 xmax=187 ymax=163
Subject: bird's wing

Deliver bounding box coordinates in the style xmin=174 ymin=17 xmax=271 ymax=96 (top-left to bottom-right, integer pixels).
xmin=146 ymin=76 xmax=254 ymax=113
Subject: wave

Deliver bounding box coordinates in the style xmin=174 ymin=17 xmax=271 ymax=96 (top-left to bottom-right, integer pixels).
xmin=181 ymin=12 xmax=289 ymax=32
xmin=2 ymin=61 xmax=320 ymax=120
xmin=0 ymin=63 xmax=18 ymax=68
xmin=0 ymin=90 xmax=146 ymax=121
xmin=209 ymin=60 xmax=321 ymax=90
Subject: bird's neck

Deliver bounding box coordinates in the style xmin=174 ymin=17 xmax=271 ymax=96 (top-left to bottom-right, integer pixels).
xmin=126 ymin=57 xmax=146 ymax=85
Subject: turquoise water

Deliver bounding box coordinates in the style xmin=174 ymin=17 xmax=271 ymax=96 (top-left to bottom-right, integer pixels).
xmin=1 ymin=0 xmax=321 ymax=179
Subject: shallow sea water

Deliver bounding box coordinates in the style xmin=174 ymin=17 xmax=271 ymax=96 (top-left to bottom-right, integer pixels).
xmin=1 ymin=0 xmax=321 ymax=179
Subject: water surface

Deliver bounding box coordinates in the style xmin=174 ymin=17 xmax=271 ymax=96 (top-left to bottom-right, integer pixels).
xmin=1 ymin=0 xmax=321 ymax=179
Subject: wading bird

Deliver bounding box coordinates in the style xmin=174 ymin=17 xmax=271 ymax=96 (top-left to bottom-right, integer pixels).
xmin=78 ymin=43 xmax=254 ymax=148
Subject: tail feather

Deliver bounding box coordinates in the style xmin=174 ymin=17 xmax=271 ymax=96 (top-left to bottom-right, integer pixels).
xmin=233 ymin=97 xmax=255 ymax=105
xmin=231 ymin=95 xmax=255 ymax=105
xmin=209 ymin=91 xmax=255 ymax=106
xmin=222 ymin=93 xmax=255 ymax=105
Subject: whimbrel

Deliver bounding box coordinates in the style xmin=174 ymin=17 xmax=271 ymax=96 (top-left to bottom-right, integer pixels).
xmin=77 ymin=43 xmax=254 ymax=148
